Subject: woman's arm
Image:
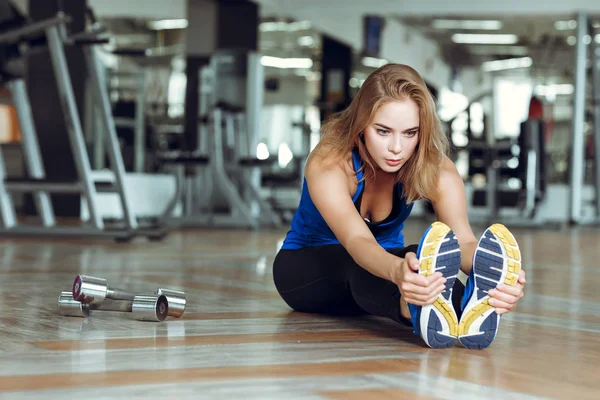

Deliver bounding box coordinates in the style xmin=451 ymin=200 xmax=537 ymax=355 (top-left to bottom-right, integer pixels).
xmin=430 ymin=156 xmax=479 ymax=275
xmin=305 ymin=154 xmax=399 ymax=282
xmin=431 ymin=156 xmax=527 ymax=314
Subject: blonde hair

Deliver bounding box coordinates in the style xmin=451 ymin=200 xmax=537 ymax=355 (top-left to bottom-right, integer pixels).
xmin=316 ymin=63 xmax=449 ymax=203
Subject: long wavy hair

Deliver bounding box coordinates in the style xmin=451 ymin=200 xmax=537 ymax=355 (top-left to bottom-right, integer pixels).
xmin=315 ymin=63 xmax=449 ymax=203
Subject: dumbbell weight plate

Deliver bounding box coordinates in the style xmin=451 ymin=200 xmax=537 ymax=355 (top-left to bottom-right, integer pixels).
xmin=58 ymin=291 xmax=90 ymax=317
xmin=132 ymin=295 xmax=169 ymax=322
xmin=155 ymin=288 xmax=186 ymax=317
xmin=72 ymin=275 xmax=107 ymax=305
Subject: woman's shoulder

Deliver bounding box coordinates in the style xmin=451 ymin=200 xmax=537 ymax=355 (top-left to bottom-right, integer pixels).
xmin=305 ymin=145 xmax=356 ymax=185
xmin=439 ymin=155 xmax=460 ymax=181
xmin=434 ymin=155 xmax=463 ymax=197
xmin=306 ymin=145 xmax=354 ymax=172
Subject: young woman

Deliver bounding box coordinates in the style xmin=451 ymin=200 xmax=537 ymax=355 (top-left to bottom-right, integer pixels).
xmin=272 ymin=64 xmax=526 ymax=349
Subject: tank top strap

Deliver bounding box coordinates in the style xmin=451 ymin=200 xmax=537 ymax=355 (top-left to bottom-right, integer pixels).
xmin=352 ymin=148 xmax=364 ymax=196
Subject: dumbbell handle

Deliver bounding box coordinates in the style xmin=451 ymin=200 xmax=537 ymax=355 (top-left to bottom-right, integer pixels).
xmin=92 ymin=298 xmax=135 ymax=312
xmin=105 ymin=289 xmax=135 ymax=302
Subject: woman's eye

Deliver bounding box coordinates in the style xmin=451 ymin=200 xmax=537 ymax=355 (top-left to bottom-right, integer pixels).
xmin=405 ymin=131 xmax=418 ymax=137
xmin=377 ymin=129 xmax=389 ymax=135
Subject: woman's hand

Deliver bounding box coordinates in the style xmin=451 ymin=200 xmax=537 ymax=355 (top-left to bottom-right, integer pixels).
xmin=392 ymin=252 xmax=447 ymax=306
xmin=488 ymin=269 xmax=526 ymax=315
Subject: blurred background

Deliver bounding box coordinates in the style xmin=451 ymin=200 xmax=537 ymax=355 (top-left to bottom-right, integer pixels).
xmin=0 ymin=0 xmax=599 ymax=240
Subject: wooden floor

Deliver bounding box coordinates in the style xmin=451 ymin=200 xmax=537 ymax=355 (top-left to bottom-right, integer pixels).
xmin=1 ymin=218 xmax=599 ymax=399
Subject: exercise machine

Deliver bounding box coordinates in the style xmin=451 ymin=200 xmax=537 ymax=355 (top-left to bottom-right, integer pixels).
xmin=157 ymin=52 xmax=282 ymax=229
xmin=569 ymin=12 xmax=600 ymax=225
xmin=0 ymin=9 xmax=169 ymax=241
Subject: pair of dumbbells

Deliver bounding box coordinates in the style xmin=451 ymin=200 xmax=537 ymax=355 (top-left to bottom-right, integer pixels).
xmin=58 ymin=274 xmax=187 ymax=322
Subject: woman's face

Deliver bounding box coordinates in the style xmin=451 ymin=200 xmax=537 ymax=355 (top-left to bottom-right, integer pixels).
xmin=362 ymin=99 xmax=420 ymax=175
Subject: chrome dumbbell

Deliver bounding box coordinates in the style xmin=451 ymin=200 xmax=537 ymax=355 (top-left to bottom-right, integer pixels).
xmin=58 ymin=291 xmax=169 ymax=322
xmin=72 ymin=274 xmax=187 ymax=317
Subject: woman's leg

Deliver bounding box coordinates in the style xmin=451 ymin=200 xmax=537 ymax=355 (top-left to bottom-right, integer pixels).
xmin=342 ymin=246 xmax=421 ymax=326
xmin=345 ymin=245 xmax=466 ymax=324
xmin=273 ymin=243 xmax=465 ymax=327
xmin=273 ymin=245 xmax=366 ymax=316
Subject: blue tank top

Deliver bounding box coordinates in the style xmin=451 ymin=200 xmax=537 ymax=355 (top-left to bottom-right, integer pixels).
xmin=281 ymin=148 xmax=413 ymax=250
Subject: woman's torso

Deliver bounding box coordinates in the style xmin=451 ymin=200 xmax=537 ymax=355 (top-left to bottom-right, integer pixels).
xmin=281 ymin=148 xmax=413 ymax=250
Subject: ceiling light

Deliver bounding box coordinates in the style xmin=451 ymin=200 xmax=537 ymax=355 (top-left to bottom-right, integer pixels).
xmin=555 ymin=84 xmax=575 ymax=95
xmin=362 ymin=56 xmax=388 ymax=68
xmin=259 ymin=22 xmax=286 ymax=32
xmin=535 ymin=84 xmax=574 ymax=96
xmin=567 ymin=36 xmax=577 ymax=46
xmin=289 ymin=21 xmax=311 ymax=31
xmin=147 ymin=19 xmax=188 ymax=30
xmin=278 ymin=143 xmax=294 ymax=168
xmin=297 ymin=36 xmax=315 ymax=47
xmin=256 ymin=143 xmax=269 ymax=160
xmin=481 ymin=57 xmax=532 ymax=72
xmin=432 ymin=19 xmax=502 ymax=30
xmin=260 ymin=56 xmax=313 ymax=69
xmin=259 ymin=21 xmax=311 ymax=32
xmin=452 ymin=34 xmax=518 ymax=44
xmin=554 ymin=20 xmax=577 ymax=30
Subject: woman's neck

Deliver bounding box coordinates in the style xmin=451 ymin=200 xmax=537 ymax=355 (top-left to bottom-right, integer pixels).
xmin=369 ymin=169 xmax=397 ymax=188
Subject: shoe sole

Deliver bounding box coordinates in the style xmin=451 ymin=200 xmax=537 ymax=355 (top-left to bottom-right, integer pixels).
xmin=458 ymin=223 xmax=521 ymax=349
xmin=417 ymin=222 xmax=462 ymax=349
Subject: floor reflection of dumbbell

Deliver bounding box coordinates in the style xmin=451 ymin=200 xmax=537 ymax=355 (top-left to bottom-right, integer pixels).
xmin=72 ymin=274 xmax=187 ymax=317
xmin=58 ymin=291 xmax=169 ymax=322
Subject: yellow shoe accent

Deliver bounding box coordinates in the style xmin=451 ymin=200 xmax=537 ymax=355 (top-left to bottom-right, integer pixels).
xmin=489 ymin=223 xmax=522 ymax=286
xmin=508 ymin=260 xmax=520 ymax=274
xmin=434 ymin=297 xmax=459 ymax=337
xmin=420 ymin=258 xmax=433 ymax=276
xmin=504 ymin=274 xmax=518 ymax=286
xmin=458 ymin=298 xmax=493 ymax=336
xmin=420 ymin=222 xmax=451 ymax=274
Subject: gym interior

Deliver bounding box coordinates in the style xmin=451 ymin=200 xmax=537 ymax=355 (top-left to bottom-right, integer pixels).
xmin=0 ymin=0 xmax=599 ymax=398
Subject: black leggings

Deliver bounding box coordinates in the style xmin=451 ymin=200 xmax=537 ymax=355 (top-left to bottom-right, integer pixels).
xmin=273 ymin=244 xmax=465 ymax=326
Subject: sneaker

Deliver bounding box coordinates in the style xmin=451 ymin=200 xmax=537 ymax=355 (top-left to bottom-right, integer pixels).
xmin=408 ymin=221 xmax=462 ymax=348
xmin=458 ymin=223 xmax=522 ymax=349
